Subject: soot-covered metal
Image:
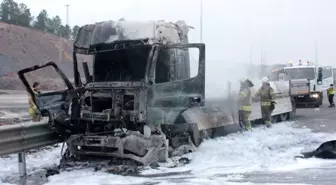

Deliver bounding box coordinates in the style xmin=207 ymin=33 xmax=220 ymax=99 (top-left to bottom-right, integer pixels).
xmin=18 ymin=20 xmax=206 ymax=166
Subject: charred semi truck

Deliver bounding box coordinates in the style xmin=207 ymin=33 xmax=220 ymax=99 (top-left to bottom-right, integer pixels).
xmin=18 ymin=20 xmax=207 ymax=166
xmin=18 ymin=20 xmax=296 ymax=168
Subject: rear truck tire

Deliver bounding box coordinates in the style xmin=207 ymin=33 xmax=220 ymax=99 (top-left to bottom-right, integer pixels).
xmin=271 ymin=115 xmax=278 ymax=123
xmin=319 ymin=92 xmax=323 ymax=106
xmin=279 ymin=113 xmax=289 ymax=122
xmin=289 ymin=97 xmax=296 ymax=120
xmin=188 ymin=123 xmax=202 ymax=147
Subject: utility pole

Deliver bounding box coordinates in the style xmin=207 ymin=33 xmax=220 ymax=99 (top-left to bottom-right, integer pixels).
xmin=314 ymin=40 xmax=318 ymax=66
xmin=260 ymin=44 xmax=263 ymax=65
xmin=65 ymin=4 xmax=70 ymax=26
xmin=60 ymin=4 xmax=70 ymax=62
xmin=200 ymin=0 xmax=203 ymax=43
xmin=249 ymin=44 xmax=252 ymax=64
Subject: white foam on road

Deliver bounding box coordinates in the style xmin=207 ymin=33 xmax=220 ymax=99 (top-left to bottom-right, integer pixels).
xmin=188 ymin=122 xmax=336 ymax=174
xmin=0 ymin=146 xmax=62 ymax=183
xmin=1 ymin=121 xmax=335 ymax=185
xmin=0 ymin=119 xmax=60 ymax=184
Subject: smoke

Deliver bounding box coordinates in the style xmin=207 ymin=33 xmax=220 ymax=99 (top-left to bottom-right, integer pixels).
xmin=205 ymin=61 xmax=262 ymax=99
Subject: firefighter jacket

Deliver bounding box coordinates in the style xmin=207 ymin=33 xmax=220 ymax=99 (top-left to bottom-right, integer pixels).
xmin=239 ymin=87 xmax=252 ymax=111
xmin=256 ymin=84 xmax=276 ymax=107
xmin=28 ymin=89 xmax=41 ymax=115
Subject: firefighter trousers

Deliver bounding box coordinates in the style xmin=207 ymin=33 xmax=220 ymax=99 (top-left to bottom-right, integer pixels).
xmin=29 ymin=107 xmax=42 ymax=122
xmin=261 ymin=105 xmax=272 ymax=127
xmin=328 ymin=94 xmax=334 ymax=106
xmin=239 ymin=110 xmax=252 ymax=130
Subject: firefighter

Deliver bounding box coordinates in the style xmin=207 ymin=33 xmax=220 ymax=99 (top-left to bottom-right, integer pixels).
xmin=327 ymin=84 xmax=335 ymax=107
xmin=238 ymin=78 xmax=254 ymax=131
xmin=28 ymin=82 xmax=41 ymax=122
xmin=255 ymin=77 xmax=276 ymax=128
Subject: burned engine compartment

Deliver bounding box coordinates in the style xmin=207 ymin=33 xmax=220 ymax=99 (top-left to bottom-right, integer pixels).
xmin=59 ymin=83 xmax=170 ymax=166
xmin=19 ymin=20 xmax=206 ymax=166
xmin=77 ymin=83 xmax=148 ymax=135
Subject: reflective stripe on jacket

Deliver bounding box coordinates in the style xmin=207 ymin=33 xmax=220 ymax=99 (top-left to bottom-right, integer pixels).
xmin=240 ymin=105 xmax=252 ymax=111
xmin=327 ymin=87 xmax=335 ymax=95
xmin=261 ymin=102 xmax=271 ymax=106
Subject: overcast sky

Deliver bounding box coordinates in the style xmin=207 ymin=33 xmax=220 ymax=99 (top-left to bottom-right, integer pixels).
xmin=22 ymin=0 xmax=336 ymax=96
xmin=22 ymin=0 xmax=336 ymax=66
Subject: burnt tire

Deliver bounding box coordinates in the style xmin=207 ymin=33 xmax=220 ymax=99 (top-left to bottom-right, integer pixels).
xmin=289 ymin=97 xmax=296 ymax=120
xmin=188 ymin=123 xmax=202 ymax=147
xmin=279 ymin=113 xmax=289 ymax=122
xmin=319 ymin=92 xmax=323 ymax=106
xmin=271 ymin=115 xmax=278 ymax=123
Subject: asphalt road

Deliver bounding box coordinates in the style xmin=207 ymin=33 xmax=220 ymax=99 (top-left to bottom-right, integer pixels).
xmin=294 ymin=99 xmax=336 ymax=133
xmin=0 ymin=91 xmax=28 ymax=111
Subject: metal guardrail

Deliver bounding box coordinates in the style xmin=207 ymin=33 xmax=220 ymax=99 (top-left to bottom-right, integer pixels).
xmin=0 ymin=120 xmax=61 ymax=156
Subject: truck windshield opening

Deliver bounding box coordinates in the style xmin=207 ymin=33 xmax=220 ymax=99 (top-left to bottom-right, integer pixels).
xmin=285 ymin=68 xmax=315 ymax=80
xmin=93 ymin=46 xmax=151 ymax=82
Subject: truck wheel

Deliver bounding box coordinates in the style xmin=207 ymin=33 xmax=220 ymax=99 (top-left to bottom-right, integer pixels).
xmin=320 ymin=92 xmax=323 ymax=105
xmin=271 ymin=115 xmax=278 ymax=123
xmin=188 ymin=123 xmax=202 ymax=147
xmin=289 ymin=98 xmax=296 ymax=120
xmin=279 ymin=113 xmax=289 ymax=122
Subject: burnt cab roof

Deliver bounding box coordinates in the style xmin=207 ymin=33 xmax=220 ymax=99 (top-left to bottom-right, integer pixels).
xmin=74 ymin=20 xmax=193 ymax=54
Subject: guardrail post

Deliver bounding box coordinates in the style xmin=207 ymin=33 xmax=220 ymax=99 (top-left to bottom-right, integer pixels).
xmin=18 ymin=152 xmax=27 ymax=185
xmin=289 ymin=79 xmax=292 ymax=96
xmin=227 ymin=81 xmax=232 ymax=98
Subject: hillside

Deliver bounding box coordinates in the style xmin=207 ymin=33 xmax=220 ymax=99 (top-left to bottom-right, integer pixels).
xmin=0 ymin=22 xmax=89 ymax=90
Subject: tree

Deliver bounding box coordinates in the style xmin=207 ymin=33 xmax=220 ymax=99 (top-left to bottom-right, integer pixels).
xmin=63 ymin=24 xmax=71 ymax=39
xmin=46 ymin=15 xmax=62 ymax=34
xmin=34 ymin=9 xmax=48 ymax=31
xmin=0 ymin=1 xmax=77 ymax=40
xmin=58 ymin=24 xmax=71 ymax=39
xmin=17 ymin=3 xmax=32 ymax=27
xmin=45 ymin=18 xmax=54 ymax=33
xmin=71 ymin=25 xmax=80 ymax=39
xmin=7 ymin=0 xmax=20 ymax=25
xmin=0 ymin=0 xmax=10 ymax=22
xmin=0 ymin=0 xmax=20 ymax=24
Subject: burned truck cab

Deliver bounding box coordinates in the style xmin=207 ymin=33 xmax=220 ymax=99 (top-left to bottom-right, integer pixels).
xmin=73 ymin=19 xmax=204 ymax=125
xmin=18 ymin=20 xmax=205 ymax=165
xmin=70 ymin=20 xmax=205 ymax=163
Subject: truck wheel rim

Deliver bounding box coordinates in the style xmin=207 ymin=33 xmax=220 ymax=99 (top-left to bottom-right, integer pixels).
xmin=280 ymin=113 xmax=288 ymax=121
